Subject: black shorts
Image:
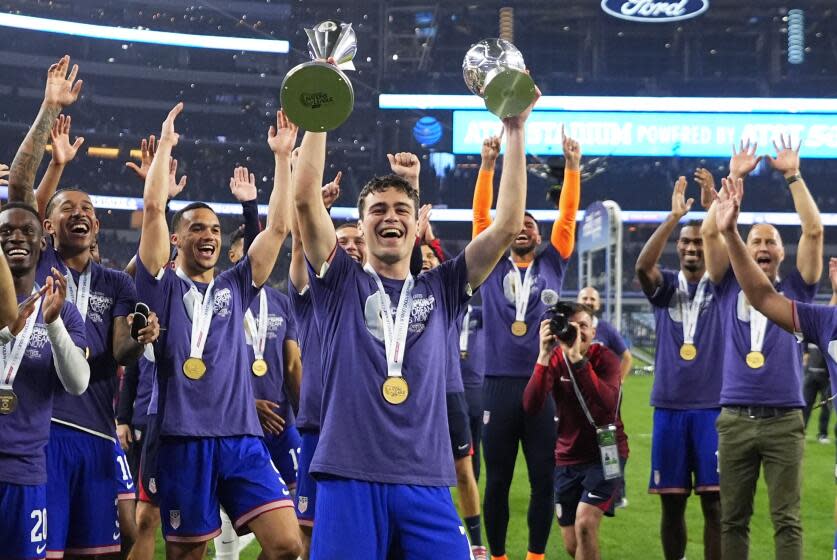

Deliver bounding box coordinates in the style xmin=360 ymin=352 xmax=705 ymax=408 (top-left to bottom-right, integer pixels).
xmin=446 ymin=392 xmax=472 ymax=459
xmin=554 ymin=459 xmax=626 ymax=526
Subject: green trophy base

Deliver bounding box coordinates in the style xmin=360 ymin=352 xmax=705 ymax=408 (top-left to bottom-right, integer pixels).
xmin=280 ymin=61 xmax=354 ymax=132
xmin=483 ymin=68 xmax=536 ymax=119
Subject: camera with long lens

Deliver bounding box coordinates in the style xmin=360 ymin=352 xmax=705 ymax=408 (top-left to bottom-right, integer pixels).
xmin=546 ymin=302 xmax=578 ymax=345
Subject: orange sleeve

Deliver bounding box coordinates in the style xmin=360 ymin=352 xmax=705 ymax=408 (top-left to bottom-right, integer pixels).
xmin=472 ymin=168 xmax=494 ymax=240
xmin=551 ymin=168 xmax=580 ymax=259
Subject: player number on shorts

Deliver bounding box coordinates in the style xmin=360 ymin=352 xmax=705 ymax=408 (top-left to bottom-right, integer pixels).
xmin=30 ymin=508 xmax=47 ymax=543
xmin=117 ymin=454 xmax=131 ymax=481
xmin=289 ymin=447 xmax=300 ymax=474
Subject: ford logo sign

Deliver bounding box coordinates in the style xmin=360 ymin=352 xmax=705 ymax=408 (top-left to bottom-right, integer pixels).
xmin=601 ymin=0 xmax=709 ymax=23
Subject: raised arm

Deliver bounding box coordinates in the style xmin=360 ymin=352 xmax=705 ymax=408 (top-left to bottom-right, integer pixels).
xmin=715 ymin=177 xmax=794 ymax=332
xmin=550 ymin=129 xmax=581 ymax=259
xmin=247 ymin=110 xmax=297 ymax=287
xmin=635 ymin=176 xmax=693 ymax=296
xmin=388 ymin=152 xmax=421 ymax=193
xmin=472 ymin=135 xmax=500 ymax=239
xmin=829 ymin=258 xmax=837 ymax=307
xmin=138 ymin=103 xmax=182 ymax=276
xmin=229 ymin=162 xmax=261 ymax=253
xmin=293 ymin=130 xmax=335 ymax=272
xmin=9 ymin=56 xmax=82 ymax=208
xmin=34 ymin=115 xmax=85 ymax=219
xmin=464 ymin=91 xmax=539 ymax=288
xmin=767 ymin=135 xmax=823 ymax=284
xmin=0 ymin=252 xmax=17 ymax=330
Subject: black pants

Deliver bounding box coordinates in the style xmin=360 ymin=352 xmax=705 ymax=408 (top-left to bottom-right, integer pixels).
xmin=802 ymin=368 xmax=831 ymax=437
xmin=482 ymin=376 xmax=557 ymax=556
xmin=465 ymin=385 xmax=484 ymax=480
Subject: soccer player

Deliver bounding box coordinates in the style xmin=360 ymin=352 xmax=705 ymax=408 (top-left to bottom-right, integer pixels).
xmin=134 ymin=103 xmax=301 ymax=558
xmin=293 ymin=79 xmax=539 ymax=558
xmin=702 ymin=137 xmax=822 ymax=559
xmin=474 ymin=128 xmax=581 ymax=560
xmin=0 ymin=250 xmax=17 ymax=329
xmin=577 ymin=286 xmax=632 ymax=380
xmin=523 ymin=303 xmax=628 ymax=560
xmin=635 ymin=176 xmax=723 ymax=560
xmin=459 ymin=303 xmax=486 ymax=481
xmin=0 ymin=202 xmax=89 ymax=559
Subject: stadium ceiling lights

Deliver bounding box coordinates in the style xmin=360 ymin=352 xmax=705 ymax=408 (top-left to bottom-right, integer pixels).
xmin=0 ymin=12 xmax=289 ymax=53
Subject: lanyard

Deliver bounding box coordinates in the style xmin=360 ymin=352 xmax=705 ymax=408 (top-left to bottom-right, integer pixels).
xmin=509 ymin=257 xmax=535 ymax=323
xmin=0 ymin=290 xmax=42 ymax=388
xmin=561 ymin=351 xmax=621 ymax=429
xmin=244 ymin=290 xmax=268 ymax=360
xmin=459 ymin=305 xmax=472 ymax=353
xmin=66 ymin=265 xmax=92 ymax=321
xmin=364 ymin=264 xmax=414 ymax=379
xmin=176 ymin=268 xmax=215 ymax=361
xmin=677 ymin=272 xmax=709 ymax=345
xmin=749 ymin=305 xmax=768 ymax=354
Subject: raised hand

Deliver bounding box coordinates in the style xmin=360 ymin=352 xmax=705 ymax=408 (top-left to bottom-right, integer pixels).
xmin=694 ymin=168 xmax=717 ymax=209
xmin=49 ymin=115 xmax=85 ymax=166
xmin=159 ymin=102 xmax=183 ymax=146
xmin=9 ymin=288 xmax=45 ymax=335
xmin=0 ymin=163 xmax=8 ymax=186
xmin=387 ymin=152 xmax=420 ymax=184
xmin=729 ymin=139 xmax=762 ymax=179
xmin=502 ymin=84 xmax=541 ymax=131
xmin=267 ymin=109 xmax=299 ymax=157
xmin=230 ymin=166 xmax=257 ymax=202
xmin=125 ymin=136 xmax=156 ymax=180
xmin=537 ymin=319 xmax=556 ymax=364
xmin=766 ymin=134 xmax=801 ymax=176
xmin=416 ymin=203 xmax=432 ymax=242
xmin=480 ymin=134 xmax=501 ymax=169
xmin=42 ymin=269 xmax=68 ymax=324
xmin=670 ymin=176 xmax=693 ymax=219
xmin=44 ymin=55 xmax=83 ymax=108
xmin=562 ymin=125 xmax=581 ymax=170
xmin=321 ymin=172 xmax=342 ymax=209
xmin=167 ymin=158 xmax=187 ymax=199
xmin=715 ymin=176 xmax=744 ymax=234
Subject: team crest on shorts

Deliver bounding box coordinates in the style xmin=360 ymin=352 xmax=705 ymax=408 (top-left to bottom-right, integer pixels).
xmin=169 ymin=509 xmax=181 ymax=529
xmin=654 ymin=470 xmax=661 ymax=486
xmin=298 ymin=496 xmax=308 ymax=513
xmin=483 ymin=411 xmax=491 ymax=425
xmin=541 ymin=289 xmax=558 ymax=306
xmin=149 ymin=477 xmax=157 ymax=494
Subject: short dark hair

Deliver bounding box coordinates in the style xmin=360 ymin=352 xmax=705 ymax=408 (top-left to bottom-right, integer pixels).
xmin=357 ymin=175 xmax=419 ymax=219
xmin=170 ymin=202 xmax=218 ymax=232
xmin=45 ymin=188 xmax=90 ymax=218
xmin=524 ymin=211 xmax=539 ymax=228
xmin=683 ymin=219 xmax=703 ymax=229
xmin=336 ymin=221 xmax=359 ymax=233
xmin=229 ymin=225 xmax=245 ymax=247
xmin=0 ymin=202 xmax=42 ymax=230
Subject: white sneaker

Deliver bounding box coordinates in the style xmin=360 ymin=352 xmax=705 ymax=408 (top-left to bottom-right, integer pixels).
xmin=818 ymin=435 xmax=831 ymax=444
xmin=616 ymin=497 xmax=629 ymax=508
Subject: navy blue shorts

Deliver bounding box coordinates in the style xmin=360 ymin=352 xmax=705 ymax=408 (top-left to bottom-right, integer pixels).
xmin=264 ymin=424 xmax=302 ymax=489
xmin=311 ymin=478 xmax=470 ymax=559
xmin=446 ymin=391 xmax=472 ymax=459
xmin=295 ymin=430 xmax=319 ymax=526
xmin=0 ymin=482 xmax=47 ymax=559
xmin=649 ymin=408 xmax=720 ymax=494
xmin=157 ymin=435 xmax=293 ymax=543
xmin=114 ymin=440 xmax=136 ymax=501
xmin=554 ymin=460 xmax=625 ymax=527
xmin=138 ymin=415 xmax=160 ymax=505
xmin=46 ymin=424 xmax=121 ymax=556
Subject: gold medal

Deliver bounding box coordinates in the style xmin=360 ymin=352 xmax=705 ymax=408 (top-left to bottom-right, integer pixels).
xmin=679 ymin=343 xmax=697 ymax=361
xmin=0 ymin=388 xmax=17 ymax=415
xmin=460 ymin=350 xmax=469 ymax=360
xmin=745 ymin=351 xmax=765 ymax=369
xmin=252 ymin=359 xmax=269 ymax=377
xmin=182 ymin=357 xmax=207 ymax=380
xmin=511 ymin=320 xmax=527 ymax=337
xmin=382 ymin=377 xmax=409 ymax=405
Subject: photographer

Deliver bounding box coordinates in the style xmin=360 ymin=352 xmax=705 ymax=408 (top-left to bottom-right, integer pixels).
xmin=523 ymin=302 xmax=628 ymax=560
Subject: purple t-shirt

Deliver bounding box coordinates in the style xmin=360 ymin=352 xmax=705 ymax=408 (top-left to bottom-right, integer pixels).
xmin=247 ymin=286 xmax=298 ymax=423
xmin=307 ymin=247 xmax=471 ymax=486
xmin=445 ymin=320 xmax=465 ymax=394
xmin=481 ymin=244 xmax=567 ymax=377
xmin=38 ymin=247 xmax=136 ymax=439
xmin=647 ymin=269 xmax=724 ymax=409
xmin=593 ymin=318 xmax=628 ymax=357
xmin=289 ymin=280 xmax=323 ymax=432
xmin=713 ymin=267 xmax=816 ymax=407
xmin=794 ymin=302 xmax=837 ymax=397
xmin=0 ymin=297 xmax=86 ymax=485
xmin=459 ymin=305 xmax=485 ymax=389
xmin=134 ymin=254 xmax=262 ymax=437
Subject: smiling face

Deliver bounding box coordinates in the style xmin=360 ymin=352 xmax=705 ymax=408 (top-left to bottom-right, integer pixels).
xmin=0 ymin=207 xmax=45 ymax=276
xmin=45 ymin=190 xmax=99 ymax=255
xmin=421 ymin=245 xmax=440 ymax=271
xmin=577 ymin=286 xmax=601 ymax=312
xmin=171 ymin=207 xmax=222 ymax=273
xmin=677 ymin=225 xmax=704 ymax=274
xmin=746 ymin=223 xmax=784 ymax=281
xmin=511 ymin=214 xmax=542 ymax=257
xmin=358 ymin=186 xmax=417 ymax=267
xmin=336 ymin=224 xmax=366 ymax=264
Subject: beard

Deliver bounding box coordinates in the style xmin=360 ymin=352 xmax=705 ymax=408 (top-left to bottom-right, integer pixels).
xmin=511 ymin=241 xmax=536 ymax=257
xmin=682 ymin=261 xmax=702 ymax=273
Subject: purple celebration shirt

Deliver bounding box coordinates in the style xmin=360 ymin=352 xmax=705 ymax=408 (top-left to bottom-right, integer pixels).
xmin=39 ymin=245 xmax=136 ymax=439
xmin=307 ymin=247 xmax=471 ymax=486
xmin=246 ymin=285 xmax=298 ymax=424
xmin=0 ymin=297 xmax=86 ymax=485
xmin=481 ymin=244 xmax=567 ymax=377
xmin=289 ymin=280 xmax=323 ymax=432
xmin=714 ymin=267 xmax=816 ymax=408
xmin=647 ymin=269 xmax=724 ymax=409
xmin=459 ymin=305 xmax=485 ymax=389
xmin=593 ymin=317 xmax=628 ymax=357
xmin=794 ymin=302 xmax=837 ymax=397
xmin=134 ymin=254 xmax=262 ymax=437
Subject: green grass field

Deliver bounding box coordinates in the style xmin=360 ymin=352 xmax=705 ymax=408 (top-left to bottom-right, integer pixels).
xmin=153 ymin=374 xmax=835 ymax=559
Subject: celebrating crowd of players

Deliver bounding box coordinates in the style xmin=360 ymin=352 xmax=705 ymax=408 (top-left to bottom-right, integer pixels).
xmin=0 ymin=54 xmax=835 ymax=560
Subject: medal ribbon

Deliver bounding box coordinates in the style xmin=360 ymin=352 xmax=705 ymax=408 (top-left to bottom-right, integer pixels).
xmin=243 ymin=290 xmax=268 ymax=361
xmin=677 ymin=272 xmax=709 ymax=345
xmin=459 ymin=305 xmax=472 ymax=354
xmin=0 ymin=290 xmax=42 ymax=389
xmin=66 ymin=265 xmax=92 ymax=322
xmin=176 ymin=268 xmax=216 ymax=361
xmin=749 ymin=304 xmax=768 ymax=355
xmin=364 ymin=264 xmax=414 ymax=379
xmin=509 ymin=257 xmax=535 ymax=325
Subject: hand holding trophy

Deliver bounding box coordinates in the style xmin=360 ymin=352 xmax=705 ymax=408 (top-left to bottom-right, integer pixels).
xmin=463 ymin=38 xmax=537 ymax=118
xmin=281 ymin=20 xmax=356 ymax=131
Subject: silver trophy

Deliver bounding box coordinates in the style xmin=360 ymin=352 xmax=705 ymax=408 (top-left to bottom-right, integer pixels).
xmin=281 ymin=20 xmax=356 ymax=132
xmin=463 ymin=38 xmax=536 ymax=118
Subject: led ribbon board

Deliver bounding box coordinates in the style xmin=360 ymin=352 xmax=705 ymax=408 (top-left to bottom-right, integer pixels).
xmin=0 ymin=12 xmax=289 ymax=53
